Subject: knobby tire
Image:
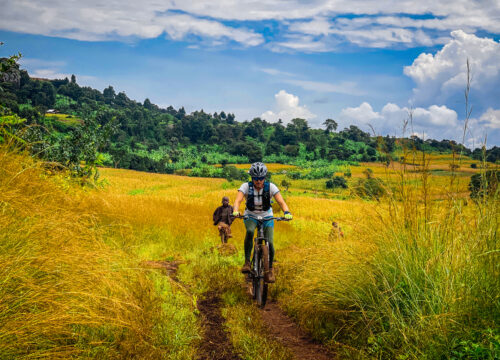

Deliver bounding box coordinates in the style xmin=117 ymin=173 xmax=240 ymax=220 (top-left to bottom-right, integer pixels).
xmin=257 ymin=244 xmax=269 ymax=308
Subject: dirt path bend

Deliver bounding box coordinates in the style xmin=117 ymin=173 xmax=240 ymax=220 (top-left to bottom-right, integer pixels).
xmin=261 ymin=301 xmax=336 ymax=360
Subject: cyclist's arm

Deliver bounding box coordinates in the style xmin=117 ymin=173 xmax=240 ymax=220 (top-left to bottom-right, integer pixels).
xmin=273 ymin=192 xmax=290 ymax=213
xmin=233 ymin=190 xmax=245 ymax=213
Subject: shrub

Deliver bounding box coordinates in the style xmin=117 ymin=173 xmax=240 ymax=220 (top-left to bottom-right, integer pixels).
xmin=353 ymin=177 xmax=386 ymax=200
xmin=284 ymin=144 xmax=299 ymax=157
xmin=326 ymin=176 xmax=348 ymax=189
xmin=222 ymin=165 xmax=247 ymax=182
xmin=469 ymin=170 xmax=499 ymax=199
xmin=287 ymin=171 xmax=302 ymax=180
xmin=281 ymin=179 xmax=291 ymax=191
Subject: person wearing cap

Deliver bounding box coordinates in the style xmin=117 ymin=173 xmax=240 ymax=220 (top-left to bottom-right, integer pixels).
xmin=232 ymin=162 xmax=293 ymax=283
xmin=213 ymin=196 xmax=234 ymax=243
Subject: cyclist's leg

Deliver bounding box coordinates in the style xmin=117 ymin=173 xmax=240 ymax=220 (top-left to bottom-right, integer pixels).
xmin=243 ymin=218 xmax=257 ymax=262
xmin=263 ymin=222 xmax=275 ymax=268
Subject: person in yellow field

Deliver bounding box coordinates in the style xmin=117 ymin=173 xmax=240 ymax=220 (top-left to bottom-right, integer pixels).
xmin=232 ymin=162 xmax=292 ymax=283
xmin=328 ymin=221 xmax=344 ymax=241
xmin=213 ymin=196 xmax=233 ymax=243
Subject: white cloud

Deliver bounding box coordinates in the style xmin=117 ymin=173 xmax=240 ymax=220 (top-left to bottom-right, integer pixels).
xmin=404 ymin=30 xmax=500 ymax=106
xmin=28 ymin=69 xmax=72 ymax=80
xmin=272 ymin=34 xmax=332 ymax=52
xmin=261 ymin=90 xmax=316 ymax=124
xmin=338 ymin=102 xmax=459 ymax=138
xmin=339 ymin=102 xmax=382 ymax=123
xmin=479 ymin=108 xmax=500 ymax=129
xmin=0 ymin=2 xmax=263 ymax=46
xmin=18 ymin=58 xmax=96 ymax=83
xmin=2 ymin=1 xmax=500 ymax=50
xmin=287 ymin=17 xmax=444 ymax=49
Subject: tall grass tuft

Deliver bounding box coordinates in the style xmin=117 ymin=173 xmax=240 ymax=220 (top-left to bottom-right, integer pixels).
xmin=278 ymin=146 xmax=499 ymax=358
xmin=0 ymin=147 xmax=198 ymax=359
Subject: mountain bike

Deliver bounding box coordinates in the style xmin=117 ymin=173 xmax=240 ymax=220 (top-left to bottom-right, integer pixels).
xmin=234 ymin=215 xmax=291 ymax=308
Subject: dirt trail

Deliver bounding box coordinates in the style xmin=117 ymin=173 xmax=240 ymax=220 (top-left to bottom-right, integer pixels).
xmin=142 ymin=259 xmax=334 ymax=359
xmin=197 ymin=292 xmax=241 ymax=360
xmin=142 ymin=260 xmax=240 ymax=360
xmin=261 ymin=301 xmax=337 ymax=360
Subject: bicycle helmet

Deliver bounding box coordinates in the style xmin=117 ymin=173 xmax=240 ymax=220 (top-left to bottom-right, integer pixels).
xmin=248 ymin=162 xmax=268 ymax=177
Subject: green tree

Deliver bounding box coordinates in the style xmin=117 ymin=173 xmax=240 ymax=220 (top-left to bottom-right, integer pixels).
xmin=323 ymin=118 xmax=338 ymax=133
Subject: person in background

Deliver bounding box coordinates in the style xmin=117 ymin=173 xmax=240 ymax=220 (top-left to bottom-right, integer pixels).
xmin=232 ymin=162 xmax=292 ymax=283
xmin=328 ymin=221 xmax=344 ymax=241
xmin=213 ymin=196 xmax=233 ymax=243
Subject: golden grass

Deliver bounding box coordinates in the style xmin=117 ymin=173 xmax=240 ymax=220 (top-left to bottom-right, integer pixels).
xmin=2 ymin=146 xmax=497 ymax=358
xmin=229 ymin=163 xmax=298 ymax=171
xmin=45 ymin=113 xmax=82 ymax=126
xmin=0 ymin=149 xmax=199 ymax=359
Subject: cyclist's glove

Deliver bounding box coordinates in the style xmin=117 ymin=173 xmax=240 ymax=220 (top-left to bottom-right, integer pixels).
xmin=232 ymin=211 xmax=240 ymax=217
xmin=284 ymin=211 xmax=293 ymax=220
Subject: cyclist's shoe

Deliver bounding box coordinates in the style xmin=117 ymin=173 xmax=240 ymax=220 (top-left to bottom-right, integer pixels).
xmin=241 ymin=261 xmax=251 ymax=273
xmin=264 ymin=268 xmax=275 ymax=283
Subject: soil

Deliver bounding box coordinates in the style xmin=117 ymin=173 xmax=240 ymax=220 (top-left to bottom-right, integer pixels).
xmin=261 ymin=300 xmax=337 ymax=360
xmin=197 ymin=291 xmax=241 ymax=360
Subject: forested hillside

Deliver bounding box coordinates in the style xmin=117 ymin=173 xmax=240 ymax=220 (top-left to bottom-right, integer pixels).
xmin=1 ymin=58 xmax=498 ymax=177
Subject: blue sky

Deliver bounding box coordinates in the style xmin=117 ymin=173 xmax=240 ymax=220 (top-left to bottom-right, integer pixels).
xmin=1 ymin=1 xmax=499 ymax=147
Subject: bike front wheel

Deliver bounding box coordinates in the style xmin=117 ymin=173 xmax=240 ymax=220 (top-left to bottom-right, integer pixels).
xmin=256 ymin=244 xmax=269 ymax=308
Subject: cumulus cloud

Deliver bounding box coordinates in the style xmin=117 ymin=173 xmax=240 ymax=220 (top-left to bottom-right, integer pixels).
xmin=261 ymin=90 xmax=316 ymax=124
xmin=404 ymin=31 xmax=500 ymax=106
xmin=338 ymin=102 xmax=459 ymax=138
xmin=479 ymin=108 xmax=500 ymax=129
xmin=339 ymin=102 xmax=382 ymax=123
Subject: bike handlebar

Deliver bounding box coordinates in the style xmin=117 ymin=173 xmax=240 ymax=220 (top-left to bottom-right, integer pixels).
xmin=232 ymin=214 xmax=291 ymax=222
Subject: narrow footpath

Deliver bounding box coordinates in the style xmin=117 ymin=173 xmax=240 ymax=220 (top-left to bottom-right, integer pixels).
xmin=260 ymin=301 xmax=337 ymax=360
xmin=143 ymin=259 xmax=336 ymax=360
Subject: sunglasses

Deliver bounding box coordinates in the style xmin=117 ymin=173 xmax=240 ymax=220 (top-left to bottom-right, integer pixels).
xmin=252 ymin=177 xmax=265 ymax=181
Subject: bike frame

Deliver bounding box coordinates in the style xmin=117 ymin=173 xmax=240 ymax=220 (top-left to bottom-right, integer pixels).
xmin=252 ymin=218 xmax=268 ymax=276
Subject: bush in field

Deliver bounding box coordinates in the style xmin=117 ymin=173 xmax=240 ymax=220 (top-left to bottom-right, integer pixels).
xmin=281 ymin=179 xmax=291 ymax=191
xmin=469 ymin=170 xmax=499 ymax=199
xmin=326 ymin=176 xmax=348 ymax=189
xmin=353 ymin=177 xmax=386 ymax=200
xmin=284 ymin=144 xmax=299 ymax=157
xmin=287 ymin=171 xmax=302 ymax=180
xmin=222 ymin=165 xmax=247 ymax=182
xmin=303 ymin=167 xmax=336 ymax=179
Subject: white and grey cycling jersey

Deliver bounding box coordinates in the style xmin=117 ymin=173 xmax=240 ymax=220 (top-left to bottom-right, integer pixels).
xmin=238 ymin=182 xmax=280 ymax=218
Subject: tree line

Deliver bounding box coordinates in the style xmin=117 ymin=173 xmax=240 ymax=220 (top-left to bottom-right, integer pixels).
xmin=0 ymin=58 xmax=498 ymax=176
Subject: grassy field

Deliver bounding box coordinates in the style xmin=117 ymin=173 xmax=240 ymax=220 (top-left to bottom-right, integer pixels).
xmin=1 ymin=147 xmax=498 ymax=359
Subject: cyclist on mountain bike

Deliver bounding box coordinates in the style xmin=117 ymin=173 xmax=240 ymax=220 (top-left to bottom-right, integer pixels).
xmin=232 ymin=162 xmax=293 ymax=283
